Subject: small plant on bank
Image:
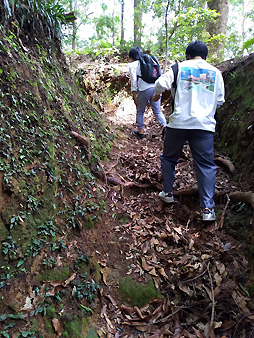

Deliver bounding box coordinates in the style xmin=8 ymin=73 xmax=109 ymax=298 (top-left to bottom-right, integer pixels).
xmin=42 ymin=257 xmax=57 ymax=268
xmin=73 ymin=278 xmax=99 ymax=304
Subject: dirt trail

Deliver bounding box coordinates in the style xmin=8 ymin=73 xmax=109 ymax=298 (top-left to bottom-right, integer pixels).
xmin=80 ymin=101 xmax=254 ymax=337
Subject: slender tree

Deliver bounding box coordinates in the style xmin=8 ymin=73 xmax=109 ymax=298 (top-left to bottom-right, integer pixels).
xmin=112 ymin=0 xmax=116 ymax=46
xmin=163 ymin=0 xmax=170 ymax=72
xmin=70 ymin=0 xmax=78 ymax=51
xmin=207 ymin=0 xmax=230 ymax=59
xmin=120 ymin=0 xmax=124 ymax=45
xmin=163 ymin=0 xmax=183 ymax=71
xmin=134 ymin=0 xmax=142 ymax=46
xmin=152 ymin=0 xmax=217 ymax=58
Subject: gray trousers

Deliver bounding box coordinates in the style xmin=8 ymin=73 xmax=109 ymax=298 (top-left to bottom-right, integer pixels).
xmin=136 ymin=87 xmax=166 ymax=129
xmin=161 ymin=128 xmax=217 ymax=209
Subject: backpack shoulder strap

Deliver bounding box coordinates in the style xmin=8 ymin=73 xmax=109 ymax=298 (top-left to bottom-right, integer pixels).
xmin=151 ymin=55 xmax=159 ymax=64
xmin=171 ymin=63 xmax=179 ymax=111
xmin=171 ymin=62 xmax=179 ymax=89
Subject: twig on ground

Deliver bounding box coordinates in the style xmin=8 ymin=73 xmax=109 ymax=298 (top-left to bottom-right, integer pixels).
xmin=180 ymin=264 xmax=208 ymax=284
xmin=207 ymin=262 xmax=215 ymax=334
xmin=219 ymin=193 xmax=230 ymax=228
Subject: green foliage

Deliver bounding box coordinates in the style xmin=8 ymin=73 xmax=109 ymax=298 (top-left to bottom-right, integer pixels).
xmin=72 ymin=279 xmax=99 ymax=303
xmin=46 ymin=305 xmax=57 ymax=318
xmin=93 ymin=14 xmax=120 ymax=40
xmin=86 ymin=327 xmax=99 ymax=338
xmin=35 ymin=264 xmax=70 ymax=283
xmin=61 ymin=315 xmax=89 ymax=338
xmin=153 ymin=6 xmax=220 ymax=59
xmin=243 ymin=36 xmax=254 ymax=52
xmin=2 ymin=236 xmax=18 ymax=260
xmin=0 ymin=0 xmax=66 ymax=40
xmin=119 ymin=276 xmax=162 ymax=307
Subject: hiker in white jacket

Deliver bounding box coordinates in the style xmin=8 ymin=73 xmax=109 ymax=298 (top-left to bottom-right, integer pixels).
xmin=152 ymin=40 xmax=225 ymax=221
xmin=129 ymin=47 xmax=166 ymax=139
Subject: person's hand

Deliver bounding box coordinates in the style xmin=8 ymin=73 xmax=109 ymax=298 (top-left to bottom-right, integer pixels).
xmin=152 ymin=93 xmax=161 ymax=102
xmin=132 ymin=92 xmax=138 ymax=106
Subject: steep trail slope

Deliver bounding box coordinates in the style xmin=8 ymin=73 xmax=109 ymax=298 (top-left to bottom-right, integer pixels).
xmin=0 ymin=22 xmax=253 ymax=335
xmin=74 ymin=94 xmax=254 ymax=337
xmin=0 ymin=2 xmax=253 ymax=335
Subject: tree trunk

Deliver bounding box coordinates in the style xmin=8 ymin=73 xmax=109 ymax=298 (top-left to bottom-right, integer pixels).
xmin=112 ymin=0 xmax=116 ymax=46
xmin=163 ymin=0 xmax=170 ymax=73
xmin=207 ymin=0 xmax=229 ymax=60
xmin=134 ymin=0 xmax=142 ymax=46
xmin=70 ymin=0 xmax=78 ymax=52
xmin=120 ymin=0 xmax=124 ymax=45
xmin=242 ymin=0 xmax=246 ymax=43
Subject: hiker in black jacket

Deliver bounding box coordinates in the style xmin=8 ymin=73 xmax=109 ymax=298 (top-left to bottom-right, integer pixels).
xmin=129 ymin=47 xmax=166 ymax=139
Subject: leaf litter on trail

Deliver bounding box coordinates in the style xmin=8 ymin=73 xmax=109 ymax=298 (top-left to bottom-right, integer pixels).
xmin=89 ymin=100 xmax=254 ymax=337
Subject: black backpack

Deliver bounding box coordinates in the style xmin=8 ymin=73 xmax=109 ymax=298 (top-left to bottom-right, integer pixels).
xmin=138 ymin=54 xmax=162 ymax=83
xmin=171 ymin=62 xmax=221 ymax=137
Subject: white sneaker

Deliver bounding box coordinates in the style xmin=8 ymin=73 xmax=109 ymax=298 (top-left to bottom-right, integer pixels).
xmin=159 ymin=191 xmax=174 ymax=203
xmin=202 ymin=208 xmax=216 ymax=221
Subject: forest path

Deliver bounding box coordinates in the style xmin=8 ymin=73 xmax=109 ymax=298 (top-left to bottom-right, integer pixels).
xmin=79 ymin=92 xmax=254 ymax=337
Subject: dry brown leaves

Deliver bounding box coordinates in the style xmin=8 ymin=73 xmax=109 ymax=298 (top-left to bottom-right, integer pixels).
xmin=97 ymin=119 xmax=254 ymax=337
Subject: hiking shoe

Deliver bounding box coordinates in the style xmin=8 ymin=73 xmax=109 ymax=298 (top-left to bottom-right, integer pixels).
xmin=159 ymin=191 xmax=174 ymax=203
xmin=133 ymin=130 xmax=145 ymax=139
xmin=202 ymin=208 xmax=216 ymax=221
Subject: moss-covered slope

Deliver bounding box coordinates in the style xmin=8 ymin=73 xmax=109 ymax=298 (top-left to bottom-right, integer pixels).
xmin=217 ymin=54 xmax=254 ymax=188
xmin=0 ymin=25 xmax=113 ymax=255
xmin=0 ymin=3 xmax=114 ymax=335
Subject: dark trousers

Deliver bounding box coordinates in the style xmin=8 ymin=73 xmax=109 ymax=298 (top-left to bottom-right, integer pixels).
xmin=161 ymin=127 xmax=217 ymax=209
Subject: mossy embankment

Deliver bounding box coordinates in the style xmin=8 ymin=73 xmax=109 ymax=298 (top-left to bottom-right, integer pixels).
xmin=217 ymin=54 xmax=254 ymax=189
xmin=0 ymin=12 xmax=112 ymax=337
xmin=0 ymin=27 xmax=113 ymax=257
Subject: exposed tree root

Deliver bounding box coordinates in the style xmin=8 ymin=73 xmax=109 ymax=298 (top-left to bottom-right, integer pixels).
xmin=214 ymin=156 xmax=235 ymax=173
xmin=94 ymin=167 xmax=254 ymax=209
xmin=229 ymin=191 xmax=254 ymax=208
xmin=71 ymin=131 xmax=91 ymax=163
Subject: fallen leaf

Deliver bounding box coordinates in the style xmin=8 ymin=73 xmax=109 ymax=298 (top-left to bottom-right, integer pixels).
xmin=134 ymin=306 xmax=144 ymax=319
xmin=157 ymin=268 xmax=168 ymax=279
xmin=104 ymin=313 xmax=114 ymax=330
xmin=101 ymin=304 xmax=107 ymax=318
xmin=203 ymin=285 xmax=212 ymax=301
xmin=232 ymin=291 xmax=250 ymax=314
xmin=11 ymin=331 xmax=20 ymax=338
xmin=148 ymin=267 xmax=157 ymax=276
xmin=216 ymin=262 xmax=225 ymax=275
xmin=120 ymin=304 xmax=133 ymax=315
xmin=64 ymin=273 xmax=76 ymax=287
xmin=101 ymin=267 xmax=112 ymax=285
xmin=214 ymin=272 xmax=222 ymax=287
xmin=52 ymin=318 xmax=61 ymax=335
xmin=179 ymin=284 xmax=193 ymax=297
xmin=134 ymin=325 xmax=147 ymax=332
xmin=141 ymin=256 xmax=153 ymax=272
xmin=56 ymin=256 xmax=63 ymax=267
xmin=106 ymin=294 xmax=117 ymax=306
xmin=181 ymin=329 xmax=197 ymax=337
xmin=189 ymin=238 xmax=195 ymax=249
xmin=20 ymin=297 xmax=32 ymax=311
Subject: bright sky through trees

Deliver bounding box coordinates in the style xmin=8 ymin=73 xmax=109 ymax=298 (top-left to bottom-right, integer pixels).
xmin=78 ymin=1 xmax=159 ymax=42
